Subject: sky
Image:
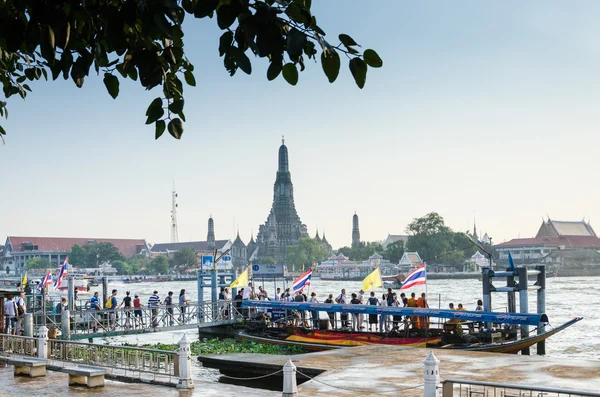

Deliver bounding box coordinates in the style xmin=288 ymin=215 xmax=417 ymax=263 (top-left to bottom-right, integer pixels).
xmin=2 ymin=1 xmax=600 ymax=249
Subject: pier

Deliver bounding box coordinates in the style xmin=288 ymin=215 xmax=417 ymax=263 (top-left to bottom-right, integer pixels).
xmin=26 ymin=300 xmax=240 ymax=340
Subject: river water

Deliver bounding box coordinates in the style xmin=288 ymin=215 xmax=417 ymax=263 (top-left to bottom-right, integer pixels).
xmin=87 ymin=276 xmax=599 ymax=362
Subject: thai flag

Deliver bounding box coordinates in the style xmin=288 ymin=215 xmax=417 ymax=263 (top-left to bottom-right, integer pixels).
xmin=400 ymin=265 xmax=426 ymax=290
xmin=54 ymin=257 xmax=68 ymax=290
xmin=292 ymin=269 xmax=312 ymax=293
xmin=37 ymin=272 xmax=53 ymax=290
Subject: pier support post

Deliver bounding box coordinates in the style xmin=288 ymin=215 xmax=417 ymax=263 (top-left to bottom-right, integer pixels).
xmin=536 ymin=265 xmax=546 ymax=355
xmin=37 ymin=326 xmax=49 ymax=359
xmin=482 ymin=268 xmax=492 ymax=330
xmin=61 ymin=310 xmax=70 ymax=340
xmin=211 ymin=268 xmax=218 ymax=321
xmin=518 ymin=267 xmax=530 ymax=355
xmin=282 ymin=359 xmax=298 ymax=397
xmin=102 ymin=277 xmax=108 ymax=308
xmin=24 ymin=313 xmax=33 ymax=337
xmin=197 ymin=269 xmax=204 ymax=322
xmin=176 ymin=333 xmax=194 ymax=390
xmin=67 ymin=276 xmax=74 ymax=312
xmin=423 ymin=351 xmax=440 ymax=397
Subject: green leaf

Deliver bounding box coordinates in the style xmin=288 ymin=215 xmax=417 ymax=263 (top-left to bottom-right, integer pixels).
xmin=349 ymin=58 xmax=367 ymax=89
xmin=169 ymin=99 xmax=184 ymax=114
xmin=145 ymin=97 xmax=164 ymax=124
xmin=217 ymin=4 xmax=238 ymax=30
xmin=339 ymin=34 xmax=358 ymax=47
xmin=103 ymin=73 xmax=119 ymax=99
xmin=321 ymin=50 xmax=340 ymax=83
xmin=155 ymin=120 xmax=166 ymax=139
xmin=282 ymin=63 xmax=298 ymax=86
xmin=0 ymin=125 xmax=6 ymax=135
xmin=267 ymin=59 xmax=282 ymax=81
xmin=219 ymin=31 xmax=233 ymax=57
xmin=230 ymin=47 xmax=252 ymax=75
xmin=184 ymin=70 xmax=196 ymax=86
xmin=363 ymin=49 xmax=383 ymax=68
xmin=167 ymin=118 xmax=184 ymax=139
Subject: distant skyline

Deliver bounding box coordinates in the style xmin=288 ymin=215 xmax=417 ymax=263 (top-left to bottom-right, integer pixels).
xmin=2 ymin=1 xmax=600 ymax=249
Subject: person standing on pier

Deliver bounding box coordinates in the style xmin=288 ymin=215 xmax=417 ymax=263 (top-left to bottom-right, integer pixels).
xmin=379 ymin=293 xmax=388 ymax=332
xmin=148 ymin=290 xmax=160 ymax=327
xmin=179 ymin=289 xmax=190 ymax=323
xmin=120 ymin=291 xmax=132 ymax=329
xmin=108 ymin=290 xmax=118 ymax=330
xmin=3 ymin=295 xmax=17 ymax=335
xmin=164 ymin=291 xmax=174 ymax=326
xmin=133 ymin=294 xmax=144 ymax=327
xmin=15 ymin=291 xmax=26 ymax=335
xmin=350 ymin=293 xmax=361 ymax=331
xmin=89 ymin=291 xmax=101 ymax=332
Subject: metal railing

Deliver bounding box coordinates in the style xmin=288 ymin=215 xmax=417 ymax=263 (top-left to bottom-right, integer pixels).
xmin=0 ymin=332 xmax=179 ymax=380
xmin=442 ymin=379 xmax=600 ymax=397
xmin=56 ymin=300 xmax=241 ymax=336
xmin=48 ymin=339 xmax=178 ymax=378
xmin=0 ymin=333 xmax=38 ymax=356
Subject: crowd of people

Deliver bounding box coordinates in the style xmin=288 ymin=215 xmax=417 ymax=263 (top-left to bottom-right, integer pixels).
xmin=220 ymin=283 xmax=485 ymax=333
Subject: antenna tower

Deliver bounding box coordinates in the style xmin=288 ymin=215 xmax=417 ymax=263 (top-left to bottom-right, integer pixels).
xmin=171 ymin=182 xmax=179 ymax=243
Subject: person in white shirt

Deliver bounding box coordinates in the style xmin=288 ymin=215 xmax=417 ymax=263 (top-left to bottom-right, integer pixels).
xmin=357 ymin=289 xmax=365 ymax=330
xmin=3 ymin=295 xmax=18 ymax=335
xmin=272 ymin=288 xmax=281 ymax=301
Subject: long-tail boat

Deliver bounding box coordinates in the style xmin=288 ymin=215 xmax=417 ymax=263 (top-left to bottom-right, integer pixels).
xmin=237 ymin=301 xmax=581 ymax=354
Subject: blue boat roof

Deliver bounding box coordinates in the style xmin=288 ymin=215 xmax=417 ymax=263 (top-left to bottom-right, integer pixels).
xmin=241 ymin=300 xmax=548 ymax=326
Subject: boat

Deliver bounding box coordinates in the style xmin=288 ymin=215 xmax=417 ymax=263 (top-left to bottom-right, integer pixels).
xmin=57 ymin=277 xmax=89 ymax=293
xmin=237 ymin=301 xmax=582 ymax=354
xmin=382 ymin=273 xmax=405 ymax=289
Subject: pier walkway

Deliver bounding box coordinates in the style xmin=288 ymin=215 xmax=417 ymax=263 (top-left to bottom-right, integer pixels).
xmin=32 ymin=300 xmax=240 ymax=340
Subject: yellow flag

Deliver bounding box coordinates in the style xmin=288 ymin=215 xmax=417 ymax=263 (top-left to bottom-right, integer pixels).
xmin=362 ymin=267 xmax=382 ymax=291
xmin=21 ymin=272 xmax=27 ymax=287
xmin=230 ymin=266 xmax=249 ymax=289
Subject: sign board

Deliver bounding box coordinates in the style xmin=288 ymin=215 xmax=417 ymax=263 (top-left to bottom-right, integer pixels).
xmin=252 ymin=263 xmax=285 ymax=278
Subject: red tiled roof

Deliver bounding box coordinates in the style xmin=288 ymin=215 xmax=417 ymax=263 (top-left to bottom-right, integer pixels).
xmin=495 ymin=236 xmax=600 ymax=249
xmin=7 ymin=236 xmax=148 ymax=257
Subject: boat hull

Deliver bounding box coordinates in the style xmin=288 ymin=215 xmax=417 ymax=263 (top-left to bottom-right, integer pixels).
xmin=237 ymin=317 xmax=582 ymax=354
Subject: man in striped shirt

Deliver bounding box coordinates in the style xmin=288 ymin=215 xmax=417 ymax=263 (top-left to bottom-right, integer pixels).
xmin=148 ymin=290 xmax=160 ymax=327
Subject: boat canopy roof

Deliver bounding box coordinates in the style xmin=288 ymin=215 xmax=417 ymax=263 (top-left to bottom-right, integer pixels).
xmin=241 ymin=300 xmax=549 ymax=326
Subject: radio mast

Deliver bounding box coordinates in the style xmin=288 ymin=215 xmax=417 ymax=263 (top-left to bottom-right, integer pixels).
xmin=171 ymin=181 xmax=179 ymax=243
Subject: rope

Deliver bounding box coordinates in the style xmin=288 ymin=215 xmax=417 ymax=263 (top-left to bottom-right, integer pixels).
xmin=219 ymin=368 xmax=283 ymax=380
xmin=296 ymin=369 xmax=423 ymax=394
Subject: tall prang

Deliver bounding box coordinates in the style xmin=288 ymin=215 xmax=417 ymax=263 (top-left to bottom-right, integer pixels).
xmin=352 ymin=212 xmax=361 ymax=247
xmin=256 ymin=137 xmax=308 ymax=262
xmin=207 ymin=215 xmax=215 ymax=251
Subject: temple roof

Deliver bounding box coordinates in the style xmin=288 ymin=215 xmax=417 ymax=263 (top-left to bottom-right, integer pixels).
xmin=536 ymin=218 xmax=596 ymax=238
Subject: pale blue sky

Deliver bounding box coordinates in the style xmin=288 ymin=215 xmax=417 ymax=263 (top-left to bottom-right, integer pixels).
xmin=2 ymin=1 xmax=600 ymax=249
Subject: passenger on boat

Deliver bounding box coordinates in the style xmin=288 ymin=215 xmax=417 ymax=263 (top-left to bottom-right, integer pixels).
xmin=357 ymin=290 xmax=365 ymax=329
xmin=293 ymin=291 xmax=305 ymax=327
xmin=350 ymin=293 xmax=361 ymax=331
xmin=400 ymin=292 xmax=408 ymax=327
xmin=324 ymin=294 xmax=336 ymax=329
xmin=445 ymin=302 xmax=462 ymax=335
xmin=367 ymin=291 xmax=378 ymax=331
xmin=407 ymin=292 xmax=418 ymax=329
xmin=379 ymin=293 xmax=389 ymax=332
xmin=234 ymin=289 xmax=244 ymax=318
xmin=273 ymin=288 xmax=281 ymax=301
xmin=392 ymin=293 xmax=401 ymax=329
xmin=309 ymin=292 xmax=319 ymax=329
xmin=416 ymin=292 xmax=429 ymax=329
xmin=335 ymin=289 xmax=348 ymax=328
